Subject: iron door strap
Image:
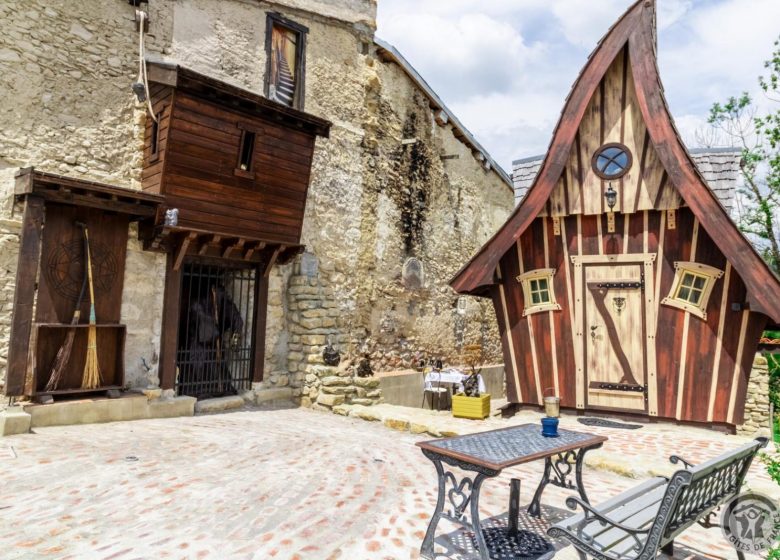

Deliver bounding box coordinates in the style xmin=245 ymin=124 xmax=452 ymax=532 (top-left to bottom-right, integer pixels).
xmin=594 ymin=271 xmax=645 ymax=291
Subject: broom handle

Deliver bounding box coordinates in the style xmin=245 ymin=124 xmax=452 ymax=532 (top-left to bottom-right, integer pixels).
xmin=84 ymin=228 xmax=97 ymax=324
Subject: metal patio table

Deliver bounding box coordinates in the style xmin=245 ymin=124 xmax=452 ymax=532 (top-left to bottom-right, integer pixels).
xmin=416 ymin=424 xmax=607 ymax=560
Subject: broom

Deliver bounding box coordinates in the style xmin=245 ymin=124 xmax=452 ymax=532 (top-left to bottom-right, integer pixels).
xmin=44 ymin=223 xmax=88 ymax=392
xmin=81 ymin=226 xmax=102 ymax=389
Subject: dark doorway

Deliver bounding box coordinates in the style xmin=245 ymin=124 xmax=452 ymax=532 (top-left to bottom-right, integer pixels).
xmin=175 ymin=261 xmax=256 ymax=399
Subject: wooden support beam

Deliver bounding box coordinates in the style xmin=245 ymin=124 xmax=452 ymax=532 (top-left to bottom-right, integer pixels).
xmin=5 ymin=195 xmax=45 ymax=396
xmin=244 ymin=241 xmax=266 ymax=261
xmin=159 ymin=252 xmax=183 ymax=390
xmin=173 ymin=232 xmax=197 ymax=272
xmin=223 ymin=238 xmax=246 ymax=259
xmin=198 ymin=234 xmax=221 ymax=255
xmin=262 ymin=245 xmax=284 ymax=278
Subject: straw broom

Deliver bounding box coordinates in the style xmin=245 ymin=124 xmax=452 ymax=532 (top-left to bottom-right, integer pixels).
xmin=45 ymin=223 xmax=88 ymax=392
xmin=81 ymin=226 xmax=102 ymax=389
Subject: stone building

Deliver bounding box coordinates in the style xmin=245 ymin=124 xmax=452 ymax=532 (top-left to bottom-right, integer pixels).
xmin=0 ymin=0 xmax=512 ymax=412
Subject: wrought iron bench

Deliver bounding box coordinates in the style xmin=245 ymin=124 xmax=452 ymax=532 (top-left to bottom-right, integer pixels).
xmin=547 ymin=437 xmax=768 ymax=559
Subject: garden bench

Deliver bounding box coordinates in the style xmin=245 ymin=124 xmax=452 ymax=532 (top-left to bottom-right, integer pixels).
xmin=548 ymin=437 xmax=768 ymax=559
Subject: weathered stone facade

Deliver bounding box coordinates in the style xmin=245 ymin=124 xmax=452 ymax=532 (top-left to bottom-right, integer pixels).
xmin=0 ymin=0 xmax=512 ymax=400
xmin=737 ymin=353 xmax=772 ymax=437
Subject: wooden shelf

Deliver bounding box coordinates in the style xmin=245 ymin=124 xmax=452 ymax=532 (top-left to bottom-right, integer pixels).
xmin=35 ymin=323 xmax=126 ymax=328
xmin=36 ymin=385 xmax=123 ymax=397
xmin=32 ymin=324 xmax=126 ymax=397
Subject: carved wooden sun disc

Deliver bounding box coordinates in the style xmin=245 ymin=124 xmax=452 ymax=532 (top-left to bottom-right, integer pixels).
xmin=46 ymin=238 xmax=118 ymax=301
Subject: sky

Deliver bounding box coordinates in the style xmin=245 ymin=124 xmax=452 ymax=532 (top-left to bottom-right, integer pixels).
xmin=375 ymin=0 xmax=780 ymax=173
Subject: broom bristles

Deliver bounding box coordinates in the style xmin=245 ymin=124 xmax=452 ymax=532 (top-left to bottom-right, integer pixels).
xmin=81 ymin=325 xmax=102 ymax=389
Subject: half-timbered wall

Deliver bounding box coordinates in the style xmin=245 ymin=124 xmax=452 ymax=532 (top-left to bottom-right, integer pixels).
xmin=493 ymin=209 xmax=767 ymax=426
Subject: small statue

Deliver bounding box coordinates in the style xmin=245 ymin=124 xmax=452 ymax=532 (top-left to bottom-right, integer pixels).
xmin=164 ymin=208 xmax=179 ymax=227
xmin=322 ymin=337 xmax=341 ymax=366
xmin=357 ymin=353 xmax=373 ymax=378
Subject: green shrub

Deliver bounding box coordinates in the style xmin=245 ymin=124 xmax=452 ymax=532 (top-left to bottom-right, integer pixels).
xmin=761 ymin=452 xmax=780 ymax=558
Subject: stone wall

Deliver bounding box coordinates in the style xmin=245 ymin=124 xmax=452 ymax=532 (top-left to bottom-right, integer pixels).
xmin=0 ymin=0 xmax=166 ymax=392
xmin=0 ymin=0 xmax=511 ymax=399
xmin=151 ymin=0 xmax=513 ymax=382
xmin=737 ymin=353 xmax=772 ymax=437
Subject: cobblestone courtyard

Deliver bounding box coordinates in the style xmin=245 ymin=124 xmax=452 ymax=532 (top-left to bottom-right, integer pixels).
xmin=0 ymin=406 xmax=773 ymax=559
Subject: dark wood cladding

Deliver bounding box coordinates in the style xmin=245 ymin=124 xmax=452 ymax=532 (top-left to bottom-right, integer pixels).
xmin=490 ymin=209 xmax=765 ymax=427
xmin=143 ymin=63 xmax=331 ymax=248
xmin=4 ymin=196 xmax=45 ymax=396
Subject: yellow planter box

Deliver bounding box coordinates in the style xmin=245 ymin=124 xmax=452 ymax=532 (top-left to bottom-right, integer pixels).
xmin=452 ymin=394 xmax=491 ymax=420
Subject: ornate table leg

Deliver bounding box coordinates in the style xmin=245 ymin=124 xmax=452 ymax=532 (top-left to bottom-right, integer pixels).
xmin=420 ymin=449 xmax=500 ymax=560
xmin=527 ymin=443 xmax=603 ymax=518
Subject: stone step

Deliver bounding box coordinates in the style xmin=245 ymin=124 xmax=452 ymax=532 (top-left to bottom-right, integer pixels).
xmin=194 ymin=395 xmax=246 ymax=414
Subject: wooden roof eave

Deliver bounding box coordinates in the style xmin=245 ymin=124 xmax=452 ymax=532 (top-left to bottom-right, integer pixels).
xmin=449 ymin=0 xmax=646 ymax=296
xmin=14 ymin=167 xmax=164 ymax=220
xmin=628 ymin=5 xmax=780 ymax=323
xmin=146 ymin=61 xmax=332 ymax=139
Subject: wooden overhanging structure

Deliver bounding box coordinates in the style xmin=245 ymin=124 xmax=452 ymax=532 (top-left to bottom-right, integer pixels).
xmin=138 ymin=62 xmax=331 ymax=391
xmin=6 ymin=169 xmax=163 ymax=398
xmin=450 ymin=0 xmax=780 ymax=324
xmin=139 ymin=61 xmax=331 ymax=273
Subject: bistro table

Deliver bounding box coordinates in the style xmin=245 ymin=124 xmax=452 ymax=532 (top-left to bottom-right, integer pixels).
xmin=416 ymin=424 xmax=607 ymax=560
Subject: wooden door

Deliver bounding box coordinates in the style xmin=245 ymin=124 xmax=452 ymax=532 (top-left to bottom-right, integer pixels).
xmin=583 ymin=263 xmax=647 ymax=412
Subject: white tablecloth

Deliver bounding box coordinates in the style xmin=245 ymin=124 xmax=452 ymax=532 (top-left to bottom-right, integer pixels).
xmin=424 ymin=369 xmax=486 ymax=394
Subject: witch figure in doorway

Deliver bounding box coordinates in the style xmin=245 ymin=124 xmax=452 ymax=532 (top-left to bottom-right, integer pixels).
xmin=180 ymin=285 xmax=244 ymax=398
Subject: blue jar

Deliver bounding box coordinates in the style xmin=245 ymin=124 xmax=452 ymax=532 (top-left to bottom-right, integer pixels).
xmin=541 ymin=417 xmax=559 ymax=437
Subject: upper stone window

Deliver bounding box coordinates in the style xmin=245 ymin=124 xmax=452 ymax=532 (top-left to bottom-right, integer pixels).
xmin=661 ymin=261 xmax=724 ymax=320
xmin=592 ymin=143 xmax=632 ymax=179
xmin=265 ymin=14 xmax=308 ymax=110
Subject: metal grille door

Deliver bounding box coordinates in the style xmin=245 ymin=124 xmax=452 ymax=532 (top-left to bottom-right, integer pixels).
xmin=176 ymin=261 xmax=256 ymax=399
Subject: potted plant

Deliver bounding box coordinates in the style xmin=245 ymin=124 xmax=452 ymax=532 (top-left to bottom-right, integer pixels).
xmin=452 ymin=344 xmax=491 ymax=419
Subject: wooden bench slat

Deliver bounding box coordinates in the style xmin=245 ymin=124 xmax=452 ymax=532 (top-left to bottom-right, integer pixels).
xmin=558 ymin=477 xmax=667 ymax=530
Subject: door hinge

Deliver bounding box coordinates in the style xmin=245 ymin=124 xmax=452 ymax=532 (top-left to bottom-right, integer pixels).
xmin=595 ymin=271 xmax=645 ymax=292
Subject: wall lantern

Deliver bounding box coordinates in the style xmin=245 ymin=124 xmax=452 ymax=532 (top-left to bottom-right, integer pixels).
xmin=604 ymin=183 xmax=618 ymax=211
xmin=605 ymin=183 xmax=618 ymax=233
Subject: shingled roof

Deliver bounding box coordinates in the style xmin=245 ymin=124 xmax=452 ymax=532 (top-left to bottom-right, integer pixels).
xmin=512 ymin=147 xmax=742 ymax=213
xmin=512 ymin=148 xmax=742 ymax=214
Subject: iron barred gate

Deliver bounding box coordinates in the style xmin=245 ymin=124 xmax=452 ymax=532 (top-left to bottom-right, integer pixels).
xmin=175 ymin=261 xmax=256 ymax=398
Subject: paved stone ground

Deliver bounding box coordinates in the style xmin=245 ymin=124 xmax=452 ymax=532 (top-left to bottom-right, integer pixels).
xmin=0 ymin=406 xmax=773 ymax=559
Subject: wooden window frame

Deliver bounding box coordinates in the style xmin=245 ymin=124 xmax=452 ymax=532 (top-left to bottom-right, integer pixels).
xmin=148 ymin=109 xmax=165 ymax=164
xmin=661 ymin=261 xmax=724 ymax=320
xmin=264 ymin=12 xmax=308 ymax=110
xmin=516 ymin=268 xmax=561 ymax=316
xmin=591 ymin=142 xmax=633 ymax=180
xmin=234 ymin=122 xmax=262 ymax=178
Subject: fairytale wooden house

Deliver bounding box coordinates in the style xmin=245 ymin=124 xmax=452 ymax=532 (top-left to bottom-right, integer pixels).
xmin=451 ymin=0 xmax=780 ymax=430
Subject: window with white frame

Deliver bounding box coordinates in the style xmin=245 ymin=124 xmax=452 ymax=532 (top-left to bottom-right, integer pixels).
xmin=516 ymin=268 xmax=561 ymax=316
xmin=661 ymin=261 xmax=724 ymax=320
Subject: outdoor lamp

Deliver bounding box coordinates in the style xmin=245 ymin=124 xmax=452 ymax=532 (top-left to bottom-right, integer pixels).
xmin=605 ymin=183 xmax=618 ymax=211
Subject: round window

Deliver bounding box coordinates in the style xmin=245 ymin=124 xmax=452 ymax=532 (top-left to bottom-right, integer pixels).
xmin=592 ymin=143 xmax=632 ymax=179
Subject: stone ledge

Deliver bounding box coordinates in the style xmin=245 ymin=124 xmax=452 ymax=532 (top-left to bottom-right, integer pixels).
xmin=19 ymin=395 xmax=195 ymax=429
xmin=0 ymin=406 xmax=31 ymax=436
xmin=194 ymin=396 xmax=245 ymax=414
xmin=254 ymin=387 xmax=294 ymax=405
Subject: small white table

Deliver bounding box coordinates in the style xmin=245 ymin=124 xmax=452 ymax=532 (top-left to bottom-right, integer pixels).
xmin=423 ymin=370 xmax=486 ymax=410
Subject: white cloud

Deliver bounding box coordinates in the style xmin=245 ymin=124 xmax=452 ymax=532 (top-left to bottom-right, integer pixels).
xmin=378 ymin=12 xmax=541 ymax=101
xmin=377 ymin=0 xmax=780 ymax=169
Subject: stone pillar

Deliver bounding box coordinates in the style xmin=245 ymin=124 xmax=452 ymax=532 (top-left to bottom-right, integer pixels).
xmin=737 ymin=353 xmax=772 ymax=437
xmin=301 ymin=365 xmax=382 ymax=411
